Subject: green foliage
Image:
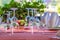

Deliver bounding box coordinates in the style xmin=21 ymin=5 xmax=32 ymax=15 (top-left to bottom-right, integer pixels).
xmin=0 ymin=0 xmax=46 ymax=20
xmin=0 ymin=7 xmax=3 ymax=15
xmin=13 ymin=23 xmax=17 ymax=27
xmin=57 ymin=7 xmax=60 ymax=14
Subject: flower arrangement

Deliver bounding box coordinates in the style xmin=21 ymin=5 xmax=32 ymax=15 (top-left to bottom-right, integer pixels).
xmin=19 ymin=20 xmax=25 ymax=26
